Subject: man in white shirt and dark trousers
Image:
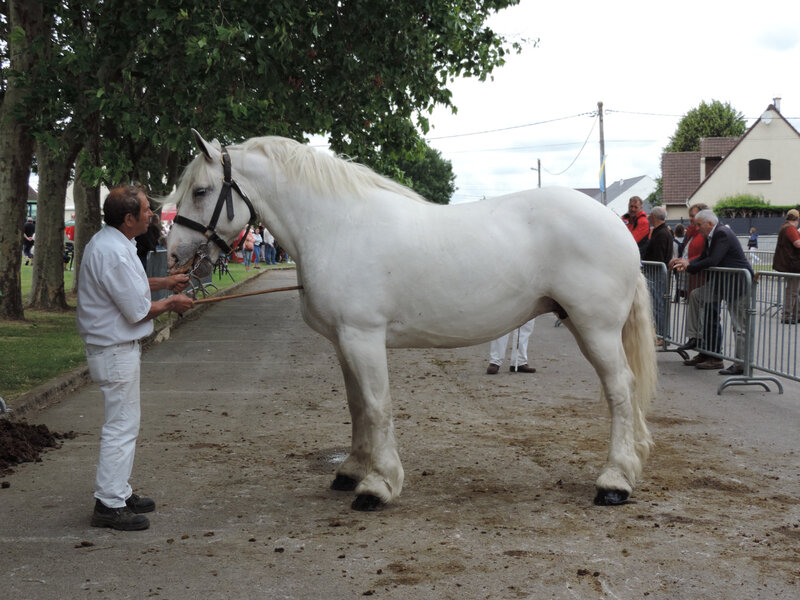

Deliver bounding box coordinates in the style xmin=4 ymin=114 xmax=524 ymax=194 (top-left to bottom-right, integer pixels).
xmin=77 ymin=185 xmax=194 ymax=530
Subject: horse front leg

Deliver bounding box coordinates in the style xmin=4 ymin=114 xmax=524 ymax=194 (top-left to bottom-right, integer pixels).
xmin=329 ymin=327 xmax=404 ymax=511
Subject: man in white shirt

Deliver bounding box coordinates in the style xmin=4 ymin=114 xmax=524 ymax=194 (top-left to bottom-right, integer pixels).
xmin=77 ymin=185 xmax=194 ymax=530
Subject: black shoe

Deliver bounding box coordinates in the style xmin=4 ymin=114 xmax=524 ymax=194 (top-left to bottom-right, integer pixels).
xmin=126 ymin=493 xmax=155 ymax=514
xmin=91 ymin=500 xmax=149 ymax=530
xmin=509 ymin=364 xmax=536 ymax=373
xmin=676 ymin=338 xmax=698 ymax=352
xmin=718 ymin=364 xmax=744 ymax=376
xmin=486 ymin=363 xmax=500 ymax=375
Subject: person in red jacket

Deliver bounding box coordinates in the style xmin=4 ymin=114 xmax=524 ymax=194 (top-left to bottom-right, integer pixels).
xmin=621 ymin=196 xmax=649 ymax=258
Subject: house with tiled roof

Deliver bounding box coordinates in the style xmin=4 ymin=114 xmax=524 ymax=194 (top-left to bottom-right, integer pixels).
xmin=661 ymin=100 xmax=800 ymax=219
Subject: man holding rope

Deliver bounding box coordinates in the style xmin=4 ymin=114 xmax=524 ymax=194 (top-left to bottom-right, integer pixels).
xmin=77 ymin=185 xmax=194 ymax=531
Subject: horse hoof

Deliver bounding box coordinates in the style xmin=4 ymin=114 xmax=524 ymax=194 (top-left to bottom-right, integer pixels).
xmin=330 ymin=474 xmax=358 ymax=491
xmin=594 ymin=488 xmax=630 ymax=506
xmin=351 ymin=494 xmax=383 ymax=511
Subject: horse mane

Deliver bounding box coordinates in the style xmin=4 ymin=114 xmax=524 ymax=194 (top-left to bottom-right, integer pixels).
xmin=236 ymin=136 xmax=429 ymax=204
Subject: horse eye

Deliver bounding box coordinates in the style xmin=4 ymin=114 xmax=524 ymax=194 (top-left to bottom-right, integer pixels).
xmin=193 ymin=187 xmax=207 ymax=198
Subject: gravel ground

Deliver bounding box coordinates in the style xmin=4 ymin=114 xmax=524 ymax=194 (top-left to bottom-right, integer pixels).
xmin=1 ymin=269 xmax=799 ymax=599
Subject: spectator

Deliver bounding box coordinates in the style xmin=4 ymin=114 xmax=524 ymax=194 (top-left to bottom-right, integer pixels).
xmin=747 ymin=227 xmax=760 ymax=265
xmin=262 ymin=225 xmax=277 ymax=265
xmin=673 ymin=203 xmax=708 ymax=319
xmin=135 ymin=213 xmax=164 ymax=271
xmin=672 ymin=223 xmax=686 ymax=260
xmin=643 ymin=206 xmax=672 ymax=265
xmin=643 ymin=206 xmax=672 ymax=342
xmin=77 ymin=184 xmax=194 ymax=531
xmin=671 ymin=223 xmax=686 ymax=303
xmin=621 ymin=196 xmax=649 ymax=258
xmin=22 ymin=217 xmax=35 ymax=265
xmin=241 ymin=229 xmax=255 ymax=271
xmin=486 ymin=319 xmax=536 ymax=374
xmin=252 ymin=228 xmax=263 ymax=268
xmin=669 ymin=210 xmax=753 ymax=375
xmin=772 ymin=209 xmax=800 ymax=324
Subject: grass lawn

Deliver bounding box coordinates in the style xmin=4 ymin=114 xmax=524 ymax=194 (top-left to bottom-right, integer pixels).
xmin=1 ymin=260 xmax=284 ymax=404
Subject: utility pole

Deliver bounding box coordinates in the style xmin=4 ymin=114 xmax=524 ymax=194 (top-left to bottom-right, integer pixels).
xmin=598 ymin=101 xmax=606 ymax=205
xmin=531 ymin=159 xmax=541 ymax=188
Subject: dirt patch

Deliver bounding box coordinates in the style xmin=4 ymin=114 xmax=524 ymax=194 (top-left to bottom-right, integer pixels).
xmin=0 ymin=419 xmax=76 ymax=477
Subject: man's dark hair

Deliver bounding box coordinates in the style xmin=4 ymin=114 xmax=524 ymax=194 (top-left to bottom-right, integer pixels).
xmin=103 ymin=185 xmax=145 ymax=227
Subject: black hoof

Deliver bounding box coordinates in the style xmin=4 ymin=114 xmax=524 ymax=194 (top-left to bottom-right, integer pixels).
xmin=330 ymin=474 xmax=358 ymax=491
xmin=351 ymin=494 xmax=383 ymax=511
xmin=594 ymin=488 xmax=630 ymax=506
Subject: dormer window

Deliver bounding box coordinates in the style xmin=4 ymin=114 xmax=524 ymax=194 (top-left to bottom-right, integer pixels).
xmin=749 ymin=158 xmax=771 ymax=182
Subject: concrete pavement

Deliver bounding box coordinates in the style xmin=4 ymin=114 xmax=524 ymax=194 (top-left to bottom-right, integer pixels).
xmin=2 ymin=268 xmax=799 ymax=599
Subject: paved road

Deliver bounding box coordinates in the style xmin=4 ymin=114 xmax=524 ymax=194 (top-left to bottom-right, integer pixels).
xmin=2 ymin=269 xmax=799 ymax=599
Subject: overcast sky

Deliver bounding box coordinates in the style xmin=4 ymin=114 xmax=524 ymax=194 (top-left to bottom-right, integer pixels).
xmin=426 ymin=0 xmax=800 ymax=203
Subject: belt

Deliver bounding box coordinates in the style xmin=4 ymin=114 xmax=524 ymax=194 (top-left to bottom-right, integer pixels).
xmin=85 ymin=340 xmax=140 ymax=353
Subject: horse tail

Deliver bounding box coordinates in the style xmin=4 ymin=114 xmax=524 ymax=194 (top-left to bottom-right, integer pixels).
xmin=621 ymin=272 xmax=657 ymax=467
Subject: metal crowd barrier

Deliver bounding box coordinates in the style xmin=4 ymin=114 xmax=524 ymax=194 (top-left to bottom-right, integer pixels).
xmin=642 ymin=262 xmax=795 ymax=394
xmin=750 ymin=271 xmax=799 ymax=383
xmin=745 ymin=249 xmax=774 ymax=269
xmin=145 ymin=250 xmax=170 ymax=301
xmin=145 ymin=249 xmax=217 ymax=300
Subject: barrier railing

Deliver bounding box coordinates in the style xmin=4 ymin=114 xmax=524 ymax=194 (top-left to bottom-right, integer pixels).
xmin=746 ymin=249 xmax=774 ymax=270
xmin=146 ymin=250 xmax=170 ymax=301
xmin=750 ymin=271 xmax=800 ymax=383
xmin=145 ymin=249 xmax=217 ymax=300
xmin=642 ymin=262 xmax=793 ymax=394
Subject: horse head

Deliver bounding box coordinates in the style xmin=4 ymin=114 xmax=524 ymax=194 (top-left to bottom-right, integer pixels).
xmin=166 ymin=129 xmax=256 ymax=276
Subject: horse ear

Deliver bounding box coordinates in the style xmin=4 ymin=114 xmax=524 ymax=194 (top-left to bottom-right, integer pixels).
xmin=191 ymin=129 xmax=216 ymax=162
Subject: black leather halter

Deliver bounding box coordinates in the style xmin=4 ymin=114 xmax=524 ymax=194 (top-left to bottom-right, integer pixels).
xmin=173 ymin=147 xmax=257 ymax=254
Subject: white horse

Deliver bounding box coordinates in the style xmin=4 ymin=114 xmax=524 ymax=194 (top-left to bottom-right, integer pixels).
xmin=166 ymin=131 xmax=657 ymax=511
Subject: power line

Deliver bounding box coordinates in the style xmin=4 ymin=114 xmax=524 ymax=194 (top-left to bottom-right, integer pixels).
xmin=542 ymin=116 xmax=598 ymax=177
xmin=427 ymin=107 xmax=800 ymax=144
xmin=426 ymin=112 xmax=595 ymax=141
xmin=606 ymin=109 xmax=683 ymax=118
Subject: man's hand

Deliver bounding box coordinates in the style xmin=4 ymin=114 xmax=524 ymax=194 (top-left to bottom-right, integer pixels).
xmin=669 ymin=257 xmax=689 ymax=272
xmin=166 ymin=274 xmax=191 ymax=293
xmin=169 ymin=294 xmax=195 ymax=314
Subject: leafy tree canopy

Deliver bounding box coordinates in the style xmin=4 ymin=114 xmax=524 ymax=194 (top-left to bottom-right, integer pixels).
xmin=665 ymin=100 xmax=746 ymax=153
xmin=5 ymin=0 xmax=522 ymax=193
xmin=396 ymin=142 xmax=456 ymax=205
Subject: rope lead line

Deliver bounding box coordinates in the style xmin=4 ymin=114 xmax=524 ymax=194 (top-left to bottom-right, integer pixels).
xmin=191 ymin=285 xmax=303 ymax=305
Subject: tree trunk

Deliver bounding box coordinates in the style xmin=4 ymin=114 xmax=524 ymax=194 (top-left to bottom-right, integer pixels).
xmin=0 ymin=0 xmax=44 ymax=320
xmin=72 ymin=146 xmax=103 ymax=293
xmin=27 ymin=141 xmax=79 ymax=310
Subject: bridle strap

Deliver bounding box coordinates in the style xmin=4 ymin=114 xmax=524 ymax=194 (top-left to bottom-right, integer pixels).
xmin=173 ymin=145 xmax=258 ymax=255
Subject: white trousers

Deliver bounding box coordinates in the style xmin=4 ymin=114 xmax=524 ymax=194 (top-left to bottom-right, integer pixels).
xmin=85 ymin=341 xmax=141 ymax=508
xmin=489 ymin=319 xmax=536 ymax=367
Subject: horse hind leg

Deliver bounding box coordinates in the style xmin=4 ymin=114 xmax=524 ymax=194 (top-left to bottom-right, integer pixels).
xmin=331 ymin=327 xmax=404 ymax=511
xmin=562 ymin=320 xmax=649 ymax=505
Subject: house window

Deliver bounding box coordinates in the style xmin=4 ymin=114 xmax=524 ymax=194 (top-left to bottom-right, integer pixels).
xmin=749 ymin=159 xmax=771 ymax=181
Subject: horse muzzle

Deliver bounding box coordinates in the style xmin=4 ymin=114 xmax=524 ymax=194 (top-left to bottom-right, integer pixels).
xmin=168 ymin=243 xmax=214 ymax=278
